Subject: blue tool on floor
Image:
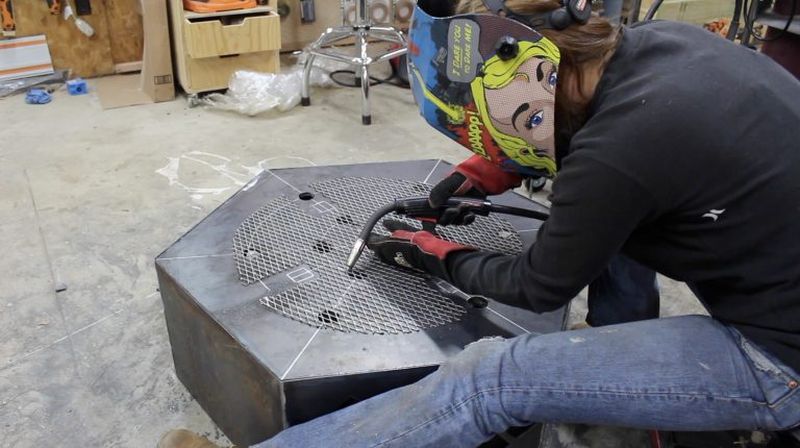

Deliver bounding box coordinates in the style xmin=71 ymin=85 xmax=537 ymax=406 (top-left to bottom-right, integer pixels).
xmin=67 ymin=78 xmax=88 ymax=95
xmin=25 ymin=88 xmax=52 ymax=104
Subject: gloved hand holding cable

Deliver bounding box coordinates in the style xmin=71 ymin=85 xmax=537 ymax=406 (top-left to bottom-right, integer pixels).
xmin=430 ymin=155 xmax=522 ymax=225
xmin=366 ymin=220 xmax=476 ymax=281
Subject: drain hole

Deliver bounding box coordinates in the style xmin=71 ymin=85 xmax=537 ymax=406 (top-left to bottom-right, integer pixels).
xmin=313 ymin=240 xmax=332 ymax=253
xmin=347 ymin=270 xmax=367 ymax=280
xmin=468 ymin=296 xmax=488 ymax=308
xmin=299 ymin=192 xmax=314 ymax=200
xmin=336 ymin=215 xmax=355 ymax=225
xmin=318 ymin=310 xmax=340 ymax=324
xmin=244 ymin=249 xmax=260 ymax=260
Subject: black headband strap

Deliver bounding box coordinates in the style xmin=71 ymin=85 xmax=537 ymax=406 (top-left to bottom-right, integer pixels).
xmin=480 ymin=0 xmax=591 ymax=30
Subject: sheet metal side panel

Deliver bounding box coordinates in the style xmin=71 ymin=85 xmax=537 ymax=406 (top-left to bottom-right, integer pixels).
xmin=157 ymin=265 xmax=286 ymax=446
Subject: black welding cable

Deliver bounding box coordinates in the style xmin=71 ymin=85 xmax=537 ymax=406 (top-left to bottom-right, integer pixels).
xmin=643 ymin=0 xmax=666 ymax=21
xmin=488 ymin=204 xmax=550 ymax=221
xmin=347 ymin=202 xmax=397 ymax=270
xmin=330 ymin=65 xmax=408 ymax=89
xmin=727 ymin=0 xmax=744 ymax=39
xmin=743 ymin=0 xmax=797 ymax=42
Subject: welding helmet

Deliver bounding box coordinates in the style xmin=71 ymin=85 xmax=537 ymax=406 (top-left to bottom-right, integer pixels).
xmin=408 ymin=0 xmax=590 ymax=177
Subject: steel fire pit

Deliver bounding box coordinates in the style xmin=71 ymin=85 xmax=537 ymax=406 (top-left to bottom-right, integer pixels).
xmin=156 ymin=160 xmax=566 ymax=446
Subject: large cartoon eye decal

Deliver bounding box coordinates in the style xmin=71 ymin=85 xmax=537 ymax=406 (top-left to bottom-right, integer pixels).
xmin=525 ymin=110 xmax=544 ymax=130
xmin=535 ymin=60 xmax=557 ymax=93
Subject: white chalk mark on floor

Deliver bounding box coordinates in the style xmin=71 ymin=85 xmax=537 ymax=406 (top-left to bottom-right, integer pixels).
xmin=157 ymin=152 xmax=319 ymax=200
xmin=2 ymin=292 xmax=160 ymax=372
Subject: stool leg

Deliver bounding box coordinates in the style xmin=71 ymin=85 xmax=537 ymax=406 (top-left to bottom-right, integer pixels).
xmin=358 ymin=31 xmax=371 ymax=125
xmin=301 ymin=53 xmax=316 ymax=106
xmin=354 ymin=34 xmax=363 ymax=87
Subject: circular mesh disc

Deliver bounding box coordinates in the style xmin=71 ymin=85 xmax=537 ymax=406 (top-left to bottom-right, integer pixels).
xmin=232 ymin=177 xmax=524 ymax=334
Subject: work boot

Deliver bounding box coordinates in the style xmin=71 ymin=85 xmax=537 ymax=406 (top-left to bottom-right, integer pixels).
xmin=157 ymin=429 xmax=225 ymax=448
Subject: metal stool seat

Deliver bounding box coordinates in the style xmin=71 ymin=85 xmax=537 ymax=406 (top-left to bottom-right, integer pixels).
xmin=300 ymin=0 xmax=408 ymax=125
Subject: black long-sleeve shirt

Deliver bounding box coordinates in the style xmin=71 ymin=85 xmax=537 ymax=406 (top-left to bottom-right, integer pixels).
xmin=447 ymin=21 xmax=800 ymax=373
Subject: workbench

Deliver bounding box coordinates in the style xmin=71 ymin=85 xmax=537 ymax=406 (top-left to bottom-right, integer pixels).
xmin=156 ymin=159 xmax=567 ymax=446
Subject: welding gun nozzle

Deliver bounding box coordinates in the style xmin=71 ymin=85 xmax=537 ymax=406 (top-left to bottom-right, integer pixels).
xmin=346 ymin=238 xmax=366 ymax=270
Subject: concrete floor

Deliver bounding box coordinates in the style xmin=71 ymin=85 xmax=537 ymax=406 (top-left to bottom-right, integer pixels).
xmin=0 ymin=76 xmax=705 ymax=447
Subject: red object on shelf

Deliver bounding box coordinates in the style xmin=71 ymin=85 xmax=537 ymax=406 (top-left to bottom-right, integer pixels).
xmin=183 ymin=0 xmax=256 ymax=13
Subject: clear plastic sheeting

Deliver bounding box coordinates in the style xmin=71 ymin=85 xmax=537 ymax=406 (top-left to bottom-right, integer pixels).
xmin=199 ymin=71 xmax=304 ymax=116
xmin=198 ymin=51 xmax=351 ymax=116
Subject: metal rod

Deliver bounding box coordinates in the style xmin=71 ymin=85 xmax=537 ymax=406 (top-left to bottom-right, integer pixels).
xmin=359 ymin=29 xmax=371 ymax=124
xmin=355 ymin=0 xmax=368 ymax=27
xmin=373 ymin=47 xmax=407 ymax=64
xmin=301 ymin=53 xmax=316 ymax=102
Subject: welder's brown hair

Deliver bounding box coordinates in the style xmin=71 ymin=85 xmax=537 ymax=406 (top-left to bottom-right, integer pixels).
xmin=456 ymin=0 xmax=620 ymax=132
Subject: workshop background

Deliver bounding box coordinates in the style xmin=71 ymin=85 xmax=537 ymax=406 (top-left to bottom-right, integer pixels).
xmin=1 ymin=0 xmax=798 ymax=447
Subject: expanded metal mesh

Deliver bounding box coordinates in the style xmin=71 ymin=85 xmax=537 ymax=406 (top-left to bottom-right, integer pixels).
xmin=232 ymin=177 xmax=524 ymax=334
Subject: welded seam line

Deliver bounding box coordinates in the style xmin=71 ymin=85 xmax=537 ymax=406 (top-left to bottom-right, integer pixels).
xmin=280 ymin=328 xmax=321 ymax=380
xmin=485 ymin=307 xmax=531 ymax=334
xmin=422 ymin=159 xmax=443 ymax=185
xmin=278 ymin=279 xmax=357 ymax=380
xmin=159 ymin=253 xmax=234 ymax=261
xmin=264 ymin=169 xmax=303 ymax=193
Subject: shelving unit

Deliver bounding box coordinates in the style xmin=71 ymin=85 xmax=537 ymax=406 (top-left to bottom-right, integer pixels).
xmin=168 ymin=0 xmax=281 ymax=94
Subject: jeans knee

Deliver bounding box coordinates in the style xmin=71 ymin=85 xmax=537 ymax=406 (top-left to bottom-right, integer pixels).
xmin=438 ymin=337 xmax=509 ymax=382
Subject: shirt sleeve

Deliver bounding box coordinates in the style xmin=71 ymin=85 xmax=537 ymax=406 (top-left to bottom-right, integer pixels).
xmin=445 ymin=154 xmax=657 ymax=313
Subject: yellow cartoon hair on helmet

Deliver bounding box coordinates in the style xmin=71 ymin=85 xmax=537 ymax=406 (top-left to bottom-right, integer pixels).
xmin=471 ymin=39 xmax=560 ymax=176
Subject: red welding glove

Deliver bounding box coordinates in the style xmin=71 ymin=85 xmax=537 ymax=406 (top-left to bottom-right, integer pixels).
xmin=366 ymin=220 xmax=476 ymax=281
xmin=429 ymin=155 xmax=522 ymax=226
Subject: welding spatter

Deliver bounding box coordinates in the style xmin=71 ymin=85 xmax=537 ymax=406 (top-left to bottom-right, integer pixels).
xmin=345 ymin=196 xmax=550 ymax=270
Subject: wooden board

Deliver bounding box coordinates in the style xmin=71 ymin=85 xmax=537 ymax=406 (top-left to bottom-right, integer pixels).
xmin=183 ymin=51 xmax=279 ymax=93
xmin=106 ymin=0 xmax=144 ymax=64
xmin=13 ymin=0 xmax=115 ymax=78
xmin=279 ymin=0 xmax=343 ymax=51
xmin=183 ymin=12 xmax=281 ymax=58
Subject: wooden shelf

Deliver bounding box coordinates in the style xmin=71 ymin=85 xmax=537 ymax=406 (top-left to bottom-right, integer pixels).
xmin=183 ymin=5 xmax=274 ymax=20
xmin=169 ymin=0 xmax=280 ymax=94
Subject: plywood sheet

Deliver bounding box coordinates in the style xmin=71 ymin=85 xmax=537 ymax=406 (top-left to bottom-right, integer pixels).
xmin=279 ymin=0 xmax=342 ymax=51
xmin=14 ymin=0 xmax=115 ymax=78
xmin=106 ymin=0 xmax=144 ymax=64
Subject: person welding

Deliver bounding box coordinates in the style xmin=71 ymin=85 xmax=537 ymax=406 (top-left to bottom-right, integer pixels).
xmin=159 ymin=0 xmax=800 ymax=446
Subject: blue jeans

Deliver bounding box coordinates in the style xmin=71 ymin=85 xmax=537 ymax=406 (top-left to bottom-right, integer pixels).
xmin=256 ymin=315 xmax=800 ymax=447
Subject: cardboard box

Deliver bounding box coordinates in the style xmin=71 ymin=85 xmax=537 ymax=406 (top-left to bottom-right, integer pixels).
xmin=141 ymin=0 xmax=175 ymax=102
xmin=96 ymin=0 xmax=175 ymax=109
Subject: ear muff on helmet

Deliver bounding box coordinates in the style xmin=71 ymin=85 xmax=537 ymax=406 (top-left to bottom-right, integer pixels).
xmin=482 ymin=0 xmax=592 ymax=31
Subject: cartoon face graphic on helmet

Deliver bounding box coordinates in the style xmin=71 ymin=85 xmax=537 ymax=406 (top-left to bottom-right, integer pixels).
xmin=408 ymin=0 xmax=561 ymax=177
